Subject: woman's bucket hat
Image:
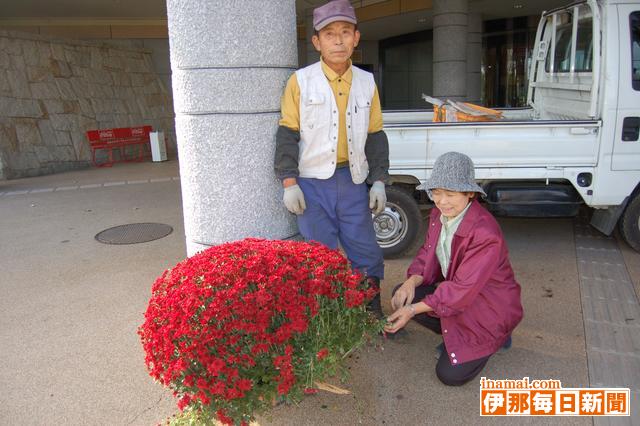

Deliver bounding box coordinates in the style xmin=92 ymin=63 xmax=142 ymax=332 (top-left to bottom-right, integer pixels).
xmin=419 ymin=151 xmax=486 ymax=198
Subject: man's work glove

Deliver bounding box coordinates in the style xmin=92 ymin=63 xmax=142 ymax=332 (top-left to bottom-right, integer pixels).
xmin=369 ymin=181 xmax=386 ymax=215
xmin=283 ymin=184 xmax=306 ymax=215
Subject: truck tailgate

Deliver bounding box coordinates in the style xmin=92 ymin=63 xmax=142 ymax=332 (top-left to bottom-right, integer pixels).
xmin=386 ymin=120 xmax=601 ymax=180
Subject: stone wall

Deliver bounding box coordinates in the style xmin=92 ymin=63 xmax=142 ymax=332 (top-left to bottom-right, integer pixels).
xmin=0 ymin=30 xmax=175 ymax=179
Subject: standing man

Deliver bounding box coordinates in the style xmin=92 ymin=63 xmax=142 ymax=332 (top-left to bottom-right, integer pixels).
xmin=274 ymin=0 xmax=390 ymax=317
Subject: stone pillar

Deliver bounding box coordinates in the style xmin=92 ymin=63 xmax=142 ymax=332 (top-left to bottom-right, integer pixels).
xmin=466 ymin=13 xmax=482 ymax=103
xmin=432 ymin=0 xmax=468 ymax=101
xmin=0 ymin=152 xmax=5 ymax=180
xmin=167 ymin=0 xmax=298 ymax=256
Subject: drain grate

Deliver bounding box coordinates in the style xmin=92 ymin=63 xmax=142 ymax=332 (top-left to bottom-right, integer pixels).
xmin=95 ymin=223 xmax=173 ymax=245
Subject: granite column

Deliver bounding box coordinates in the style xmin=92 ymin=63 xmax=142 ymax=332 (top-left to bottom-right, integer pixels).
xmin=432 ymin=0 xmax=468 ymax=101
xmin=167 ymin=0 xmax=298 ymax=255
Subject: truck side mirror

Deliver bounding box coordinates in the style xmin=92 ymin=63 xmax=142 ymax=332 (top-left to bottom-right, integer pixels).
xmin=537 ymin=41 xmax=548 ymax=61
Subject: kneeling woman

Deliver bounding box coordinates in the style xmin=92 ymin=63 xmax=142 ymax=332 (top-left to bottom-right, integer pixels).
xmin=384 ymin=151 xmax=523 ymax=386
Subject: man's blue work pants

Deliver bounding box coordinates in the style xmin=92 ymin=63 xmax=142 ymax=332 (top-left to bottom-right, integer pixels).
xmin=297 ymin=167 xmax=384 ymax=279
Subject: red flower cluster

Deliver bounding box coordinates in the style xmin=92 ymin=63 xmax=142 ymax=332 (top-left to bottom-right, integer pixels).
xmin=138 ymin=238 xmax=378 ymax=425
xmin=316 ymin=348 xmax=329 ymax=360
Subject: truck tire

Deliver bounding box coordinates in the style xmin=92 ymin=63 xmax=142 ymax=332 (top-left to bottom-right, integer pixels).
xmin=618 ymin=194 xmax=640 ymax=251
xmin=374 ymin=185 xmax=425 ymax=258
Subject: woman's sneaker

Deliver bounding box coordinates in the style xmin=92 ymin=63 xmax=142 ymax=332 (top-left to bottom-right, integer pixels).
xmin=499 ymin=335 xmax=512 ymax=353
xmin=434 ymin=342 xmax=444 ymax=360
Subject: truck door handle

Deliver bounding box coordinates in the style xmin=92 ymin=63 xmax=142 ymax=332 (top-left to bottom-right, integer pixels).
xmin=570 ymin=128 xmax=591 ymax=135
xmin=622 ymin=117 xmax=640 ymax=141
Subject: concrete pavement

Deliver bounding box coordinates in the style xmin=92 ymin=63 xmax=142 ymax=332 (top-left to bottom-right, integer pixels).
xmin=1 ymin=162 xmax=182 ymax=425
xmin=0 ymin=161 xmax=637 ymax=425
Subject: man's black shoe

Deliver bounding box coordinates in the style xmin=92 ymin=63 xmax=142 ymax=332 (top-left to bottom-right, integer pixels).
xmin=366 ymin=293 xmax=384 ymax=320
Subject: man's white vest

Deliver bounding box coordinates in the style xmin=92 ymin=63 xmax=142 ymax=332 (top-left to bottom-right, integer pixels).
xmin=296 ymin=62 xmax=375 ymax=184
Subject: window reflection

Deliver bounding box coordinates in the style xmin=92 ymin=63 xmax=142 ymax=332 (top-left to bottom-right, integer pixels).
xmin=632 ymin=12 xmax=640 ymax=90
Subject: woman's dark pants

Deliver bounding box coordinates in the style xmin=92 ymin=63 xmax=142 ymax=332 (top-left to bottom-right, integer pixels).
xmin=392 ymin=283 xmax=491 ymax=386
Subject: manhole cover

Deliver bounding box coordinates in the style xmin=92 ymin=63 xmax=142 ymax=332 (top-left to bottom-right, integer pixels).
xmin=95 ymin=223 xmax=173 ymax=245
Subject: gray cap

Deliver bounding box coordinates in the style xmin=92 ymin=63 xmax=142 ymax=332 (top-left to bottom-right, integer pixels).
xmin=420 ymin=151 xmax=486 ymax=197
xmin=313 ymin=0 xmax=357 ymax=31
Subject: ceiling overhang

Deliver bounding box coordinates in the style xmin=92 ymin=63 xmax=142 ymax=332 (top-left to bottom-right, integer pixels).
xmin=0 ymin=0 xmax=568 ymax=41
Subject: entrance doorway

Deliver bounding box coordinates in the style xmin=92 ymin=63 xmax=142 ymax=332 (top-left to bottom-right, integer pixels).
xmin=483 ymin=16 xmax=537 ymax=107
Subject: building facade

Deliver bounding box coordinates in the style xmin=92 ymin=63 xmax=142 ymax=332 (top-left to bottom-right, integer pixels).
xmin=0 ymin=0 xmax=568 ymax=251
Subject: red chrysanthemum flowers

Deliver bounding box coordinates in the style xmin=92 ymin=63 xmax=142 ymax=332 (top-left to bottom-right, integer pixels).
xmin=138 ymin=238 xmax=381 ymax=426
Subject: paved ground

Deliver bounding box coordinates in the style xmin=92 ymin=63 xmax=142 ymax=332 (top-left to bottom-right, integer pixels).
xmin=0 ymin=161 xmax=637 ymax=425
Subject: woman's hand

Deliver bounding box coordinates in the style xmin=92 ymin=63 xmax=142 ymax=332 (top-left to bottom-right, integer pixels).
xmin=391 ymin=275 xmax=422 ymax=310
xmin=384 ymin=304 xmax=415 ymax=333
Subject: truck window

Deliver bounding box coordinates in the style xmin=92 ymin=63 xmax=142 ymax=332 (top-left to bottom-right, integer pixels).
xmin=554 ymin=23 xmax=572 ymax=72
xmin=544 ymin=6 xmax=592 ymax=73
xmin=632 ymin=12 xmax=640 ymax=90
xmin=574 ymin=15 xmax=592 ymax=72
xmin=545 ymin=12 xmax=572 ymax=73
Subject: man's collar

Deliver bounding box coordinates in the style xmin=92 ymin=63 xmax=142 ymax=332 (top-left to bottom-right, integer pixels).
xmin=320 ymin=58 xmax=353 ymax=83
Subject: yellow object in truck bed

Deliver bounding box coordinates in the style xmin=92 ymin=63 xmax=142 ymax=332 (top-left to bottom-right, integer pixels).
xmin=433 ymin=102 xmax=503 ymax=123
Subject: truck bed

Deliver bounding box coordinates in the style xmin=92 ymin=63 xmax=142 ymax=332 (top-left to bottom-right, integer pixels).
xmin=383 ymin=108 xmax=601 ymax=182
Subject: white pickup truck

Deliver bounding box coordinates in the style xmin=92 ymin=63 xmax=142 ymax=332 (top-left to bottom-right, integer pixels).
xmin=376 ymin=0 xmax=640 ymax=257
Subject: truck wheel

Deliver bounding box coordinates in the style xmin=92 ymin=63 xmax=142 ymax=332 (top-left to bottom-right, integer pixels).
xmin=374 ymin=185 xmax=425 ymax=258
xmin=619 ymin=194 xmax=640 ymax=251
